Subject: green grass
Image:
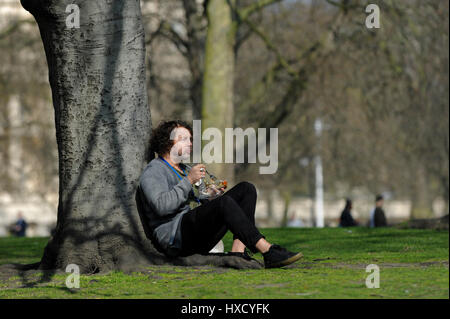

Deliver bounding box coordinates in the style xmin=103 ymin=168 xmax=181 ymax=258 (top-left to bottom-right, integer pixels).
xmin=0 ymin=227 xmax=448 ymax=299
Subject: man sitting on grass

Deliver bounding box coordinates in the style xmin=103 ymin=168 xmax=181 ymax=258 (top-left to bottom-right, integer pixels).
xmin=139 ymin=120 xmax=303 ymax=268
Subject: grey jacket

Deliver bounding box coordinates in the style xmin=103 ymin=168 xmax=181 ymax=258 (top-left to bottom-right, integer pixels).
xmin=139 ymin=157 xmax=196 ymax=257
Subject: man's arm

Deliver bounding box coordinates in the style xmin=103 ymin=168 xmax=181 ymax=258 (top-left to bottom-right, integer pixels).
xmin=140 ymin=168 xmax=193 ymax=216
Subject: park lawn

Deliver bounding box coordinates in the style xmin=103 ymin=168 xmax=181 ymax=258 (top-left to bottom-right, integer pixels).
xmin=0 ymin=227 xmax=448 ymax=299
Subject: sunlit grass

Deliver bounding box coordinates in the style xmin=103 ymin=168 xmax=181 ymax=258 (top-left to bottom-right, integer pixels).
xmin=0 ymin=228 xmax=448 ymax=298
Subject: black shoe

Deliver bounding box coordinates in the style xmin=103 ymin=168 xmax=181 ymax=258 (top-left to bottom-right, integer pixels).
xmin=263 ymin=244 xmax=303 ymax=268
xmin=227 ymin=249 xmax=256 ymax=262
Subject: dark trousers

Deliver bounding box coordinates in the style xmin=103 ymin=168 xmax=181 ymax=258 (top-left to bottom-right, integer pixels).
xmin=179 ymin=181 xmax=265 ymax=256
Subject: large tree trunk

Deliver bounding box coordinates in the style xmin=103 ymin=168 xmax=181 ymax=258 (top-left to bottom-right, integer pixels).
xmin=202 ymin=0 xmax=236 ymax=187
xmin=20 ymin=0 xmax=154 ymax=273
xmin=18 ymin=0 xmax=261 ymax=273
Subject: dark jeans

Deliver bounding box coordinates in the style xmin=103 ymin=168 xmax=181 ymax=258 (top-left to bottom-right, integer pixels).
xmin=179 ymin=181 xmax=265 ymax=256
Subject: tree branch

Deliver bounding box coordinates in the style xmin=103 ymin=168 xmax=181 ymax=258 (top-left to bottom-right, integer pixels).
xmin=238 ymin=6 xmax=345 ymax=124
xmin=241 ymin=16 xmax=298 ymax=77
xmin=146 ymin=20 xmax=189 ymax=57
xmin=145 ymin=20 xmax=164 ymax=46
xmin=240 ymin=0 xmax=283 ymax=20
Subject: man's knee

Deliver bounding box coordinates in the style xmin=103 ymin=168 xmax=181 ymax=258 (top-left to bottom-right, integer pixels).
xmin=239 ymin=181 xmax=256 ymax=195
xmin=219 ymin=195 xmax=236 ymax=209
xmin=218 ymin=196 xmax=241 ymax=218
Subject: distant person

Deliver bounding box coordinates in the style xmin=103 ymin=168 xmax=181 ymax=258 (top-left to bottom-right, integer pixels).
xmin=339 ymin=199 xmax=359 ymax=227
xmin=369 ymin=195 xmax=388 ymax=228
xmin=12 ymin=212 xmax=28 ymax=237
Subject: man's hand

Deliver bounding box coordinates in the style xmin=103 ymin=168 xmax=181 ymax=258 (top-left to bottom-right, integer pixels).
xmin=187 ymin=164 xmax=206 ymax=184
xmin=205 ymin=185 xmax=225 ymax=199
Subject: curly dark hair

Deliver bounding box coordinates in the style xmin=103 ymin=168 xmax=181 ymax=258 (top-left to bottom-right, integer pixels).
xmin=149 ymin=120 xmax=193 ymax=157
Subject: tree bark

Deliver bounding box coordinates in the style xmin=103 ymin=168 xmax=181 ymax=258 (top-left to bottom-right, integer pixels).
xmin=202 ymin=0 xmax=236 ymax=187
xmin=20 ymin=0 xmax=155 ymax=273
xmin=183 ymin=0 xmax=206 ymax=120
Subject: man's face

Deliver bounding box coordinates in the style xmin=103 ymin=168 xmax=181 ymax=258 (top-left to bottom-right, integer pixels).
xmin=376 ymin=199 xmax=384 ymax=207
xmin=169 ymin=126 xmax=192 ymax=163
